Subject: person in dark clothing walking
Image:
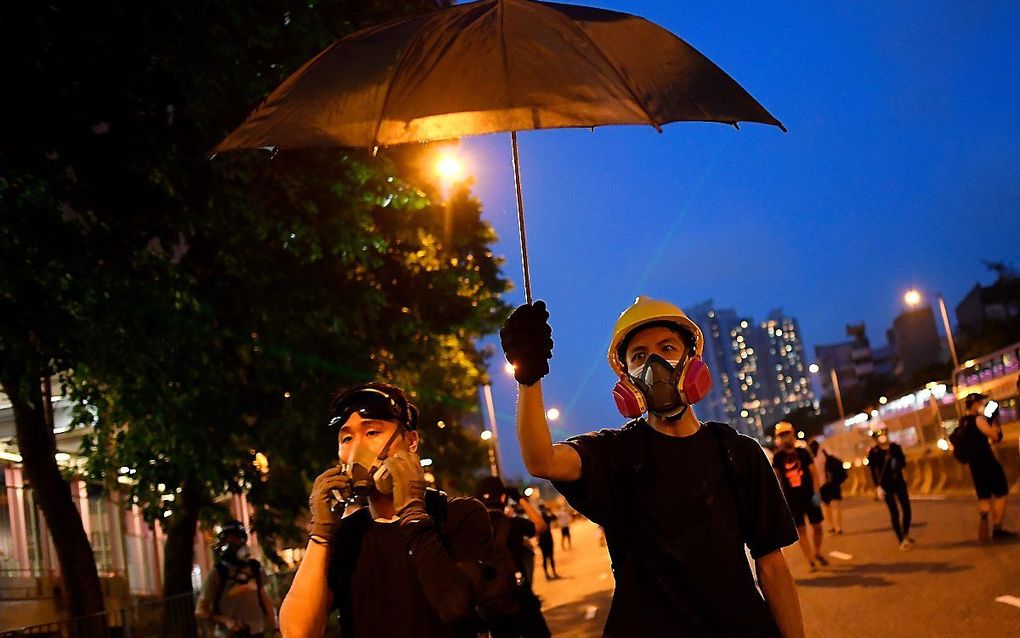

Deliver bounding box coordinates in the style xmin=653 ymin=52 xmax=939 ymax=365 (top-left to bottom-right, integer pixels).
xmin=772 ymin=422 xmax=826 ymax=572
xmin=960 ymin=393 xmax=1016 ymax=542
xmin=500 ymin=296 xmax=805 ymax=638
xmin=536 ymin=504 xmax=560 ymax=580
xmin=475 ymin=476 xmax=550 ymax=638
xmin=867 ymin=428 xmax=914 ymax=549
xmin=280 ymin=382 xmax=493 ymax=637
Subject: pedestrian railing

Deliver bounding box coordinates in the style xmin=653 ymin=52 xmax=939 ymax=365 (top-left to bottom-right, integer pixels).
xmin=0 ymin=592 xmax=216 ymax=638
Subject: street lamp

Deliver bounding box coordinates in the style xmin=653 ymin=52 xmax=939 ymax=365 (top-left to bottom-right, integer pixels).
xmin=546 ymin=407 xmax=560 ymax=422
xmin=479 ymin=384 xmax=503 ymax=477
xmin=504 ymin=362 xmax=515 ymax=376
xmin=902 ymin=288 xmax=959 ymax=371
xmin=434 ymin=150 xmax=469 ymax=248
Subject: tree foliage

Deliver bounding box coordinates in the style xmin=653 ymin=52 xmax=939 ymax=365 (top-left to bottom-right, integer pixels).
xmin=2 ymin=0 xmax=509 ymax=601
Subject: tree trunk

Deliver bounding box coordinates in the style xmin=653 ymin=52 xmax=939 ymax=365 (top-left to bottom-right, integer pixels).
xmin=162 ymin=477 xmax=203 ymax=597
xmin=1 ymin=372 xmax=106 ymax=625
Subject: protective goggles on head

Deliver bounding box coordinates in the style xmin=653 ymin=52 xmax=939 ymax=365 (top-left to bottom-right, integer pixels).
xmin=328 ymin=387 xmax=417 ymax=434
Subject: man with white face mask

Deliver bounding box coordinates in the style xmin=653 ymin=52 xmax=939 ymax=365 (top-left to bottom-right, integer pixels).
xmin=196 ymin=521 xmax=277 ymax=637
xmin=500 ymin=297 xmax=805 ymax=638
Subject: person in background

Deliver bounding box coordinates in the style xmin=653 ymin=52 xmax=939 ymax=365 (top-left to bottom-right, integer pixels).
xmin=556 ymin=506 xmax=573 ymax=550
xmin=536 ymin=503 xmax=560 ymax=580
xmin=867 ymin=428 xmax=914 ymax=549
xmin=808 ymin=439 xmax=844 ymax=535
xmin=960 ymin=393 xmax=1016 ymax=542
xmin=196 ymin=521 xmax=277 ymax=637
xmin=772 ymin=423 xmax=826 ymax=572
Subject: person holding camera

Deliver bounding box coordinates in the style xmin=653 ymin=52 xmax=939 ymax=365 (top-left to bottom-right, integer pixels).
xmin=500 ymin=297 xmax=804 ymax=638
xmin=196 ymin=521 xmax=277 ymax=637
xmin=279 ymin=382 xmax=493 ymax=637
xmin=960 ymin=393 xmax=1015 ymax=542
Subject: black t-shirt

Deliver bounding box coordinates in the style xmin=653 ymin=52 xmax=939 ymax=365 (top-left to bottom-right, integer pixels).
xmin=959 ymin=415 xmax=999 ymax=466
xmin=867 ymin=444 xmax=907 ymax=487
xmin=327 ymin=497 xmax=490 ymax=638
xmin=489 ymin=511 xmax=536 ymax=576
xmin=771 ymin=447 xmax=816 ymax=498
xmin=552 ymin=420 xmax=797 ymax=637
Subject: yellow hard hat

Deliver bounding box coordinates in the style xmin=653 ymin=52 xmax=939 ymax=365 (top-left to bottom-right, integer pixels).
xmin=774 ymin=421 xmax=795 ymax=436
xmin=608 ymin=296 xmax=704 ymax=376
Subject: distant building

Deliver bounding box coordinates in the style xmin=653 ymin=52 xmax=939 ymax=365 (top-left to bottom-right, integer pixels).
xmin=890 ymin=306 xmax=944 ymax=380
xmin=814 ymin=323 xmax=879 ymax=398
xmin=686 ymin=302 xmax=814 ymax=440
xmin=956 ymin=273 xmax=1020 ymax=335
xmin=759 ymin=310 xmax=813 ymax=427
xmin=686 ymin=301 xmax=741 ymax=426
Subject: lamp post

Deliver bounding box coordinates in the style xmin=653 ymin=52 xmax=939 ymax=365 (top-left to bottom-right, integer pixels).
xmin=809 ymin=363 xmax=846 ymax=422
xmin=903 ymin=288 xmax=959 ymax=370
xmin=904 ymin=288 xmax=961 ymax=419
xmin=480 ymin=384 xmax=503 ymax=478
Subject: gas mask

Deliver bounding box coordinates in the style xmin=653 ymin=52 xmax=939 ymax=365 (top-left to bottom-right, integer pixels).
xmin=220 ymin=542 xmax=251 ymax=567
xmin=342 ymin=437 xmax=396 ymax=500
xmin=627 ymin=354 xmax=686 ymax=418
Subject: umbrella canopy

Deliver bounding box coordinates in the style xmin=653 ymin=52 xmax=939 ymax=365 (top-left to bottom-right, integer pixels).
xmin=215 ymin=0 xmax=785 ymax=302
xmin=214 ymin=0 xmax=784 ymax=152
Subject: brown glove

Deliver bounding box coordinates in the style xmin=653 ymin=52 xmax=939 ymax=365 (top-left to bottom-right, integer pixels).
xmin=308 ymin=466 xmax=351 ymax=541
xmin=383 ymin=451 xmax=427 ymax=515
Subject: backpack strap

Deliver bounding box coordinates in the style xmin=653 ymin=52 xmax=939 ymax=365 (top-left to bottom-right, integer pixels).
xmin=212 ymin=561 xmax=229 ymax=616
xmin=705 ymin=422 xmax=749 ymax=542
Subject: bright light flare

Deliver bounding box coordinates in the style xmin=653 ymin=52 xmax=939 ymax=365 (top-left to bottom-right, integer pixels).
xmin=480 ymin=430 xmax=493 ymax=441
xmin=808 ymin=363 xmax=820 ymax=374
xmin=546 ymin=408 xmax=560 ymax=421
xmin=436 ymin=153 xmax=466 ymax=184
xmin=524 ymin=487 xmax=535 ymax=498
xmin=420 ymin=458 xmax=433 ymax=467
xmin=504 ymin=362 xmax=516 ymax=376
xmin=904 ymin=289 xmax=922 ymax=307
xmin=937 ymin=438 xmax=950 ymax=451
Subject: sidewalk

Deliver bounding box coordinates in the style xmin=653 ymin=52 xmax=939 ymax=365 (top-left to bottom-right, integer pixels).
xmin=531 ymin=520 xmax=614 ymax=637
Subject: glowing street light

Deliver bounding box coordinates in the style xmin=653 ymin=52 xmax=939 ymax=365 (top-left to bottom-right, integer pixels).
xmin=808 ymin=363 xmax=820 ymax=374
xmin=546 ymin=408 xmax=560 ymax=422
xmin=480 ymin=429 xmax=493 ymax=441
xmin=903 ymin=289 xmax=922 ymax=307
xmin=435 ymin=152 xmax=466 ymax=185
xmin=504 ymin=362 xmax=516 ymax=376
xmin=523 ymin=487 xmax=535 ymax=498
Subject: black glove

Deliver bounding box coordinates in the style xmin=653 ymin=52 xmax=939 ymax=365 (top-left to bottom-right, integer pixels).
xmin=500 ymin=301 xmax=553 ymax=386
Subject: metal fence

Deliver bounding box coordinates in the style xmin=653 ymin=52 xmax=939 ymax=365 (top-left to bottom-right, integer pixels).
xmin=0 ymin=593 xmax=216 ymax=638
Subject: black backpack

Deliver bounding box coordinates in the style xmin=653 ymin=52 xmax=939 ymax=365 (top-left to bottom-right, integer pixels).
xmin=477 ymin=516 xmax=526 ymax=619
xmin=949 ymin=416 xmax=980 ymax=464
xmin=824 ymin=451 xmax=848 ymax=485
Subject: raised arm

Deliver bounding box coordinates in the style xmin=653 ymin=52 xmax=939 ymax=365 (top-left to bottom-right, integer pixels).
xmin=280 ymin=467 xmax=349 ymax=637
xmin=518 ymin=383 xmax=582 ymax=480
xmin=500 ymin=301 xmax=582 ymax=481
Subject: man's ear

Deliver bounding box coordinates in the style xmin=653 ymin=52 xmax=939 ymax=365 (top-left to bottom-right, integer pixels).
xmin=406 ymin=430 xmax=420 ymax=454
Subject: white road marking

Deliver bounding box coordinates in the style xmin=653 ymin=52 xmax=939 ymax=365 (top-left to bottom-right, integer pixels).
xmin=585 ymin=605 xmax=599 ymax=620
xmin=995 ymin=595 xmax=1020 ymax=609
xmin=829 ymin=551 xmax=854 ymax=560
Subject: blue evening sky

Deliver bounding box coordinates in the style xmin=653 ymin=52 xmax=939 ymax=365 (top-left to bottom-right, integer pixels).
xmin=454 ymin=1 xmax=1020 ymax=481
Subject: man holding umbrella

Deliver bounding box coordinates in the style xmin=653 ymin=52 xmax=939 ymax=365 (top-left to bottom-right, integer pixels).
xmin=501 ymin=297 xmax=805 ymax=637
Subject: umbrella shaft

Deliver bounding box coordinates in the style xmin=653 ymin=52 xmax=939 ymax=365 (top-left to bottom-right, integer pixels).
xmin=511 ymin=131 xmax=533 ymax=305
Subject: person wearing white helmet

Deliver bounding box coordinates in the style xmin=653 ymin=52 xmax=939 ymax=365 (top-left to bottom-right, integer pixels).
xmin=500 ymin=297 xmax=805 ymax=638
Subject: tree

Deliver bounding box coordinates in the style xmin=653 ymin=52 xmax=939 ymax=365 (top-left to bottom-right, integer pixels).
xmin=3 ymin=0 xmax=509 ymax=611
